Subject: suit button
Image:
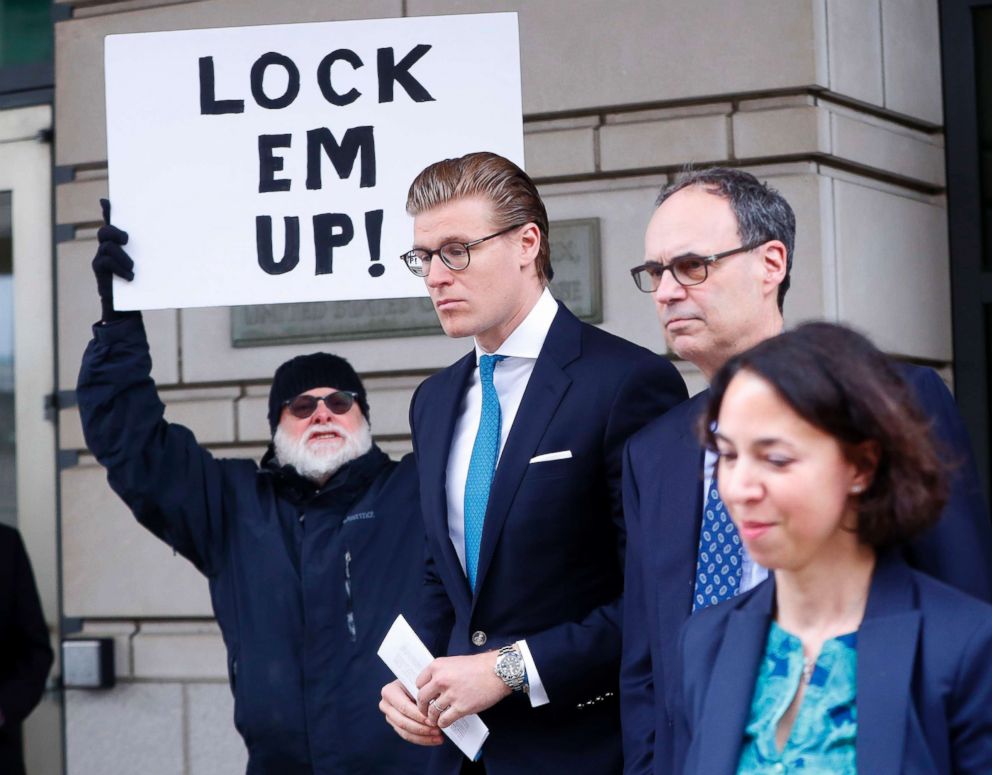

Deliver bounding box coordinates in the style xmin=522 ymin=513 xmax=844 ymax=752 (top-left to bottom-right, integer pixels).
xmin=471 ymin=631 xmax=487 ymax=647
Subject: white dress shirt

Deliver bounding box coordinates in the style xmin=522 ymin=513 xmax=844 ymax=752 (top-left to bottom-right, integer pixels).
xmin=445 ymin=287 xmax=558 ymax=707
xmin=702 ymin=448 xmax=768 ymax=593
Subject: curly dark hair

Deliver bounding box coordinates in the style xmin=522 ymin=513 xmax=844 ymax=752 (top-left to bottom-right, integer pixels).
xmin=703 ymin=322 xmax=948 ymax=548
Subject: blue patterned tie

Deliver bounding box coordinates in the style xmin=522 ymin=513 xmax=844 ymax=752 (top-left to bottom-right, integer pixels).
xmin=692 ymin=477 xmax=744 ymax=611
xmin=463 ymin=354 xmax=506 ymax=591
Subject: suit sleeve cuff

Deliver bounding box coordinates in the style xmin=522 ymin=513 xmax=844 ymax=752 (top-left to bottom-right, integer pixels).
xmin=516 ymin=640 xmax=549 ymax=707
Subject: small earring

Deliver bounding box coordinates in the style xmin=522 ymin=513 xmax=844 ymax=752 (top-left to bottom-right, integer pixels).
xmin=850 ymin=484 xmax=863 ymax=494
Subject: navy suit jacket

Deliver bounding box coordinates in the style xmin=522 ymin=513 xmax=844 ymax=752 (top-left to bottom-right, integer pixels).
xmin=679 ymin=553 xmax=992 ymax=774
xmin=410 ymin=303 xmax=687 ymax=775
xmin=620 ymin=364 xmax=992 ymax=775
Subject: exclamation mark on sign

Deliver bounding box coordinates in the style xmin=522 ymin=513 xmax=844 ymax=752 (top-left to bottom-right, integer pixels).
xmin=366 ymin=210 xmax=384 ymax=277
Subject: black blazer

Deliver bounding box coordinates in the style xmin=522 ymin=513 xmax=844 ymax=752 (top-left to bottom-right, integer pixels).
xmin=0 ymin=524 xmax=53 ymax=775
xmin=410 ymin=303 xmax=687 ymax=774
xmin=620 ymin=364 xmax=992 ymax=775
xmin=679 ymin=553 xmax=992 ymax=774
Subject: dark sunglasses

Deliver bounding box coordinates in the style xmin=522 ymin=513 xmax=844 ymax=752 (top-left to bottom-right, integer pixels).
xmin=283 ymin=391 xmax=358 ymax=419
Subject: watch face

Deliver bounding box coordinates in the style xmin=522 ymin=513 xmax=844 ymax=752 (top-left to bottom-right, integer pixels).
xmin=497 ymin=650 xmax=525 ymax=682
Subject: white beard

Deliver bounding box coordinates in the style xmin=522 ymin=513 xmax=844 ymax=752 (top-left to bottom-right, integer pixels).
xmin=272 ymin=419 xmax=373 ymax=484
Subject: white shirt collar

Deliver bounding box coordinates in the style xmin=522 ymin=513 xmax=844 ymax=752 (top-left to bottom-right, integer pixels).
xmin=473 ymin=287 xmax=558 ymax=362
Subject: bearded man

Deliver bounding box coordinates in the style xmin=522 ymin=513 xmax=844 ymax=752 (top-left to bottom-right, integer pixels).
xmin=76 ymin=202 xmax=428 ymax=775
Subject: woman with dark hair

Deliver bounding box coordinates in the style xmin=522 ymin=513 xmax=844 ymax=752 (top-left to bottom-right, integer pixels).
xmin=678 ymin=321 xmax=992 ymax=774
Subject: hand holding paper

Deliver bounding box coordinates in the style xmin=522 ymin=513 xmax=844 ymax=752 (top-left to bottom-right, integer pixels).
xmin=378 ymin=615 xmax=489 ymax=760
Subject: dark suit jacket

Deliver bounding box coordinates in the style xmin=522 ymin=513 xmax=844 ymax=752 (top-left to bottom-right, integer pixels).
xmin=0 ymin=525 xmax=53 ymax=775
xmin=620 ymin=364 xmax=992 ymax=775
xmin=679 ymin=553 xmax=992 ymax=774
xmin=410 ymin=303 xmax=687 ymax=775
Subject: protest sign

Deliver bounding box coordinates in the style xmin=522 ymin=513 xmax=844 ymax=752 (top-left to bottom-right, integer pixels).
xmin=104 ymin=13 xmax=523 ymax=310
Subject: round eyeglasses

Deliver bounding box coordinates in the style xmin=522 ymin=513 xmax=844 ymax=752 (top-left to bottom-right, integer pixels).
xmin=629 ymin=241 xmax=765 ymax=292
xmin=282 ymin=391 xmax=358 ymax=419
xmin=400 ymin=223 xmax=528 ymax=277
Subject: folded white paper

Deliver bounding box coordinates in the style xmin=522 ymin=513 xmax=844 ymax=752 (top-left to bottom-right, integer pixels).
xmin=529 ymin=450 xmax=572 ymax=463
xmin=378 ymin=615 xmax=490 ymax=761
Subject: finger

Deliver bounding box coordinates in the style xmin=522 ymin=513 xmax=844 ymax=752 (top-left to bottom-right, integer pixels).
xmin=100 ymin=198 xmax=110 ymax=226
xmin=415 ymin=663 xmax=434 ymax=690
xmin=380 ymin=698 xmax=443 ymax=741
xmin=417 ymin=685 xmax=439 ymax=719
xmin=383 ymin=682 xmax=431 ymax=725
xmin=382 ymin=712 xmax=444 ymax=746
xmin=94 ymin=245 xmax=134 ymax=281
xmin=97 ymin=224 xmax=129 ymax=246
xmin=437 ymin=704 xmax=465 ymax=730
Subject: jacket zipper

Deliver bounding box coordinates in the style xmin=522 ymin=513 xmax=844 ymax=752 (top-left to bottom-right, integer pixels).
xmin=344 ymin=550 xmax=357 ymax=642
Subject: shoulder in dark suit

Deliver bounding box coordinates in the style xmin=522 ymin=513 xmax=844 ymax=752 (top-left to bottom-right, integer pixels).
xmin=620 ymin=364 xmax=992 ymax=774
xmin=0 ymin=524 xmax=53 ymax=775
xmin=411 ymin=303 xmax=687 ymax=775
xmin=678 ymin=552 xmax=992 ymax=775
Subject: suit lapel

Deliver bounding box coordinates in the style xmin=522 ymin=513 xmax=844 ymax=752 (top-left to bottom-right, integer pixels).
xmin=472 ymin=305 xmax=580 ymax=600
xmin=856 ymin=554 xmax=920 ymax=774
xmin=694 ymin=582 xmax=774 ymax=774
xmin=661 ymin=391 xmax=710 ymax=616
xmin=421 ymin=352 xmax=476 ymax=608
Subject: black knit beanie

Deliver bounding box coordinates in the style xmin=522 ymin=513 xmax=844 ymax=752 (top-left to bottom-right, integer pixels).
xmin=268 ymin=352 xmax=369 ymax=432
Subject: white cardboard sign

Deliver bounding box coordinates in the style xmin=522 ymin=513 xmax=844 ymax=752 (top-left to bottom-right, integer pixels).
xmin=104 ymin=13 xmax=523 ymax=310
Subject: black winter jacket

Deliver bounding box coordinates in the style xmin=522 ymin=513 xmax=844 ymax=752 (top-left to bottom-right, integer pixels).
xmin=77 ymin=316 xmax=428 ymax=775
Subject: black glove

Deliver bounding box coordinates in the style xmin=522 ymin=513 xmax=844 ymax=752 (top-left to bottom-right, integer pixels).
xmin=92 ymin=198 xmax=136 ymax=322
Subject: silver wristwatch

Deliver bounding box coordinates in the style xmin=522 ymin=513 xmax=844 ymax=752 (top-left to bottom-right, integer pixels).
xmin=494 ymin=644 xmax=528 ymax=694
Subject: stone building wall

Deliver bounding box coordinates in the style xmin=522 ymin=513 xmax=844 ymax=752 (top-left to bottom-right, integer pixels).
xmin=53 ymin=1 xmax=946 ymax=771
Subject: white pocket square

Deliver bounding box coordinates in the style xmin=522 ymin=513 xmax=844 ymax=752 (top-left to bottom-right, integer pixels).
xmin=529 ymin=450 xmax=572 ymax=463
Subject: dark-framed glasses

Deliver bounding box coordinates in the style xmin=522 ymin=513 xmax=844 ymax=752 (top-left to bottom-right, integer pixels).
xmin=283 ymin=391 xmax=358 ymax=419
xmin=629 ymin=241 xmax=765 ymax=293
xmin=400 ymin=223 xmax=528 ymax=277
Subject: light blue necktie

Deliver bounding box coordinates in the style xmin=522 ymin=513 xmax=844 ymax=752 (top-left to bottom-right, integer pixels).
xmin=692 ymin=477 xmax=744 ymax=612
xmin=463 ymin=354 xmax=506 ymax=591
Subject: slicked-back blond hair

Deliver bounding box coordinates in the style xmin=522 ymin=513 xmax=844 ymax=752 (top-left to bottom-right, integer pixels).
xmin=406 ymin=151 xmax=553 ymax=283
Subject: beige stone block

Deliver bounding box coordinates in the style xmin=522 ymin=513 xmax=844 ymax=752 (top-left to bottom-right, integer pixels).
xmin=540 ymin=178 xmax=667 ymax=353
xmin=180 ymin=306 xmax=467 ymax=383
xmin=61 ymin=463 xmax=213 ymax=618
xmin=54 ymin=0 xmax=405 ymax=166
xmin=187 ymin=683 xmax=248 ymax=775
xmin=409 ymin=0 xmax=822 ymax=114
xmin=524 ymin=127 xmax=596 ymax=179
xmin=830 ymin=111 xmax=943 ymax=187
xmin=66 ymin=683 xmax=183 ymax=775
xmin=881 ymin=0 xmax=943 ymax=124
xmin=79 ymin=620 xmax=138 ymax=677
xmin=833 ymin=179 xmax=951 ymax=360
xmin=61 ymin=407 xmax=86 ymax=451
xmin=525 ymin=115 xmax=600 ymax=132
xmin=58 ymin=239 xmax=179 ymax=389
xmin=162 ymin=396 xmax=236 ymax=445
xmin=236 ymin=394 xmax=269 ymax=443
xmin=378 ymin=438 xmax=414 ymax=459
xmin=133 ymin=622 xmax=227 ymax=679
xmin=600 ymin=114 xmax=730 ymax=172
xmin=765 ymin=172 xmax=829 ymax=325
xmin=604 ymin=103 xmax=735 ymax=124
xmin=732 ymin=106 xmax=830 ymax=159
xmin=825 ymin=0 xmax=884 ymax=106
xmin=737 ymin=95 xmax=817 ymax=112
xmin=365 ymin=376 xmax=422 ymax=438
xmin=56 ymin=178 xmax=108 ymax=227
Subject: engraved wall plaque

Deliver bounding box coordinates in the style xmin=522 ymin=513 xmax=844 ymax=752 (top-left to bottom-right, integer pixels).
xmin=231 ymin=218 xmax=602 ymax=346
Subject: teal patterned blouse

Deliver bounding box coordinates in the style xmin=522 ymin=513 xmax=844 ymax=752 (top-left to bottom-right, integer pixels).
xmin=737 ymin=621 xmax=858 ymax=774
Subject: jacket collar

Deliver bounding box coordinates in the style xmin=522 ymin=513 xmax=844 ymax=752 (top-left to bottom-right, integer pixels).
xmin=694 ymin=552 xmax=920 ymax=774
xmin=260 ymin=443 xmax=390 ymax=509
